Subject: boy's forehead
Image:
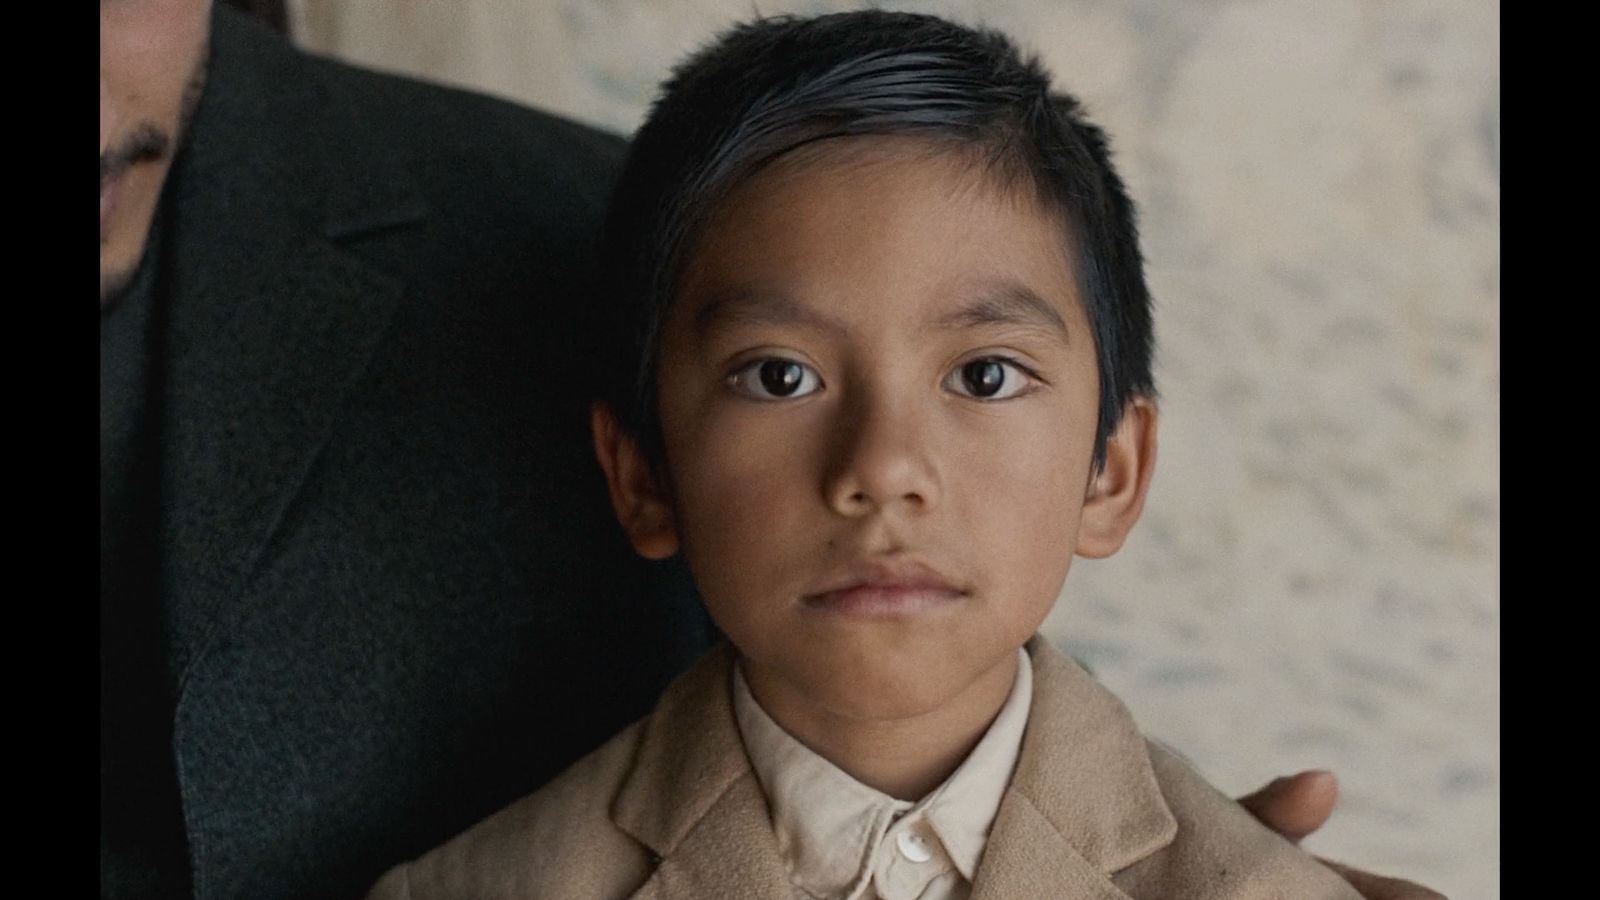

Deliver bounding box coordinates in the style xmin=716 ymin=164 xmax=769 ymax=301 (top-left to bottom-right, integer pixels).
xmin=728 ymin=133 xmax=1044 ymax=221
xmin=688 ymin=280 xmax=1072 ymax=346
xmin=674 ymin=135 xmax=1085 ymax=339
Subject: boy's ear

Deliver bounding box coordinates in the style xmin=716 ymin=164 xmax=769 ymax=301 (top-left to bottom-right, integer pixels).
xmin=590 ymin=401 xmax=680 ymax=560
xmin=1076 ymin=395 xmax=1158 ymax=559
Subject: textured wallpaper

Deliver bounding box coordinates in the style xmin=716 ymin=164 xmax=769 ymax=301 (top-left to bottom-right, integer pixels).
xmin=292 ymin=2 xmax=1499 ymax=896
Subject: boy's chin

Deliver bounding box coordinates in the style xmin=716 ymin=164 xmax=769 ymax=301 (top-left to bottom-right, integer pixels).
xmin=756 ymin=650 xmax=1017 ymax=726
xmin=812 ymin=683 xmax=957 ymax=723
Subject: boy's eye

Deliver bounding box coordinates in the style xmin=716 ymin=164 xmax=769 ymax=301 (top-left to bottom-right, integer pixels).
xmin=945 ymin=358 xmax=1035 ymax=400
xmin=729 ymin=358 xmax=823 ymax=400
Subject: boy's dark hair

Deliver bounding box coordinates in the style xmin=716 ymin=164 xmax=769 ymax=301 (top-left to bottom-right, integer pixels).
xmin=598 ymin=10 xmax=1154 ymax=468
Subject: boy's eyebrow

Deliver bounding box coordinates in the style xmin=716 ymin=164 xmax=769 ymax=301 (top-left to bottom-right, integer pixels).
xmin=936 ymin=281 xmax=1072 ymax=343
xmin=692 ymin=290 xmax=846 ymax=335
xmin=691 ymin=281 xmax=1071 ymax=341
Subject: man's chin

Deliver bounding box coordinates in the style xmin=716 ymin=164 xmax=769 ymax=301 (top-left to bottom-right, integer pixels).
xmin=100 ymin=257 xmax=139 ymax=310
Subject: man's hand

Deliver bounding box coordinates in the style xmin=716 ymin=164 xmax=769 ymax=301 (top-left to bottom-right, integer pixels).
xmin=1237 ymin=769 xmax=1340 ymax=842
xmin=1237 ymin=771 xmax=1448 ymax=900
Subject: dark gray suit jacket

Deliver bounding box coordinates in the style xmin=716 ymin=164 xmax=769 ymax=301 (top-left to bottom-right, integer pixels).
xmin=101 ymin=8 xmax=710 ymax=899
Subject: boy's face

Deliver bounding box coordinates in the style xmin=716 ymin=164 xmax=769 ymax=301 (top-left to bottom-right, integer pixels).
xmin=599 ymin=136 xmax=1155 ymax=727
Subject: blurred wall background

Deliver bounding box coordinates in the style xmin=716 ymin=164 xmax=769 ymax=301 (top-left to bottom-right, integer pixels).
xmin=288 ymin=2 xmax=1499 ymax=897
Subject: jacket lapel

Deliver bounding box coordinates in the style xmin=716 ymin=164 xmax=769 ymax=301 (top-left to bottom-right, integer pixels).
xmin=970 ymin=638 xmax=1178 ymax=899
xmin=613 ymin=638 xmax=1177 ymax=899
xmin=613 ymin=645 xmax=794 ymax=900
xmin=628 ymin=777 xmax=795 ymax=900
xmin=969 ymin=793 xmax=1135 ymax=900
xmin=160 ymin=7 xmax=424 ymax=685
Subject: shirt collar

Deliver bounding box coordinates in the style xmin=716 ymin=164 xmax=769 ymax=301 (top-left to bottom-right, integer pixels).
xmin=733 ymin=648 xmax=1033 ymax=898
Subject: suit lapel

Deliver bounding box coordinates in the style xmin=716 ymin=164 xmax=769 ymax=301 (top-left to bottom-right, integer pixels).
xmin=615 ymin=638 xmax=1179 ymax=899
xmin=610 ymin=638 xmax=1179 ymax=898
xmin=970 ymin=638 xmax=1178 ymax=899
xmin=971 ymin=792 xmax=1133 ymax=900
xmin=160 ymin=8 xmax=423 ymax=685
xmin=614 ymin=645 xmax=794 ymax=900
xmin=627 ymin=776 xmax=794 ymax=900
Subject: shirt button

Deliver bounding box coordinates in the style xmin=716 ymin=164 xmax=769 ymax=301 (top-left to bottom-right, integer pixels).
xmin=895 ymin=829 xmax=933 ymax=863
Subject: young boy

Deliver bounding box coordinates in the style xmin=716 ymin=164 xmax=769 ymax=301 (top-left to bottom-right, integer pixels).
xmin=372 ymin=12 xmax=1366 ymax=899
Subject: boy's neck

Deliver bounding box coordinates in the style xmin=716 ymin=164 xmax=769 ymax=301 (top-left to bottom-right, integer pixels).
xmin=739 ymin=651 xmax=1022 ymax=801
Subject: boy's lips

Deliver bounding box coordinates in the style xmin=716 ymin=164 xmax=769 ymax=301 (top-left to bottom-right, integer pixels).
xmin=802 ymin=558 xmax=968 ymax=617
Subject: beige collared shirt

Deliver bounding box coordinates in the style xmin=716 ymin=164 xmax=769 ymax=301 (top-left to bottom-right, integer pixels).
xmin=732 ymin=649 xmax=1033 ymax=900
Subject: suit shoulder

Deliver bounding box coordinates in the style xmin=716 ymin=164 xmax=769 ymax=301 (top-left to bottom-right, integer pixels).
xmin=292 ymin=49 xmax=626 ymax=248
xmin=308 ymin=53 xmax=624 ymax=167
xmin=1114 ymin=741 xmax=1363 ymax=899
xmin=369 ymin=720 xmax=654 ymax=900
xmin=213 ymin=6 xmax=627 ymax=190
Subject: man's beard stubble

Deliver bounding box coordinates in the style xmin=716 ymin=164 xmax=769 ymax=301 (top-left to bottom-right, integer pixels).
xmin=100 ymin=41 xmax=210 ymax=308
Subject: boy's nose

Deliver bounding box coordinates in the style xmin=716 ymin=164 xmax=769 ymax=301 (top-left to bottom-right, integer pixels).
xmin=822 ymin=394 xmax=941 ymax=517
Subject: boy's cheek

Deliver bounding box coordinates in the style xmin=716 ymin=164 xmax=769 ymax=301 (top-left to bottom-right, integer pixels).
xmin=675 ymin=466 xmax=810 ymax=578
xmin=668 ymin=432 xmax=815 ymax=580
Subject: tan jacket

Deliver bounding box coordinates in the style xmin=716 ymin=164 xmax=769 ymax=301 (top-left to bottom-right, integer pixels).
xmin=369 ymin=639 xmax=1361 ymax=899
